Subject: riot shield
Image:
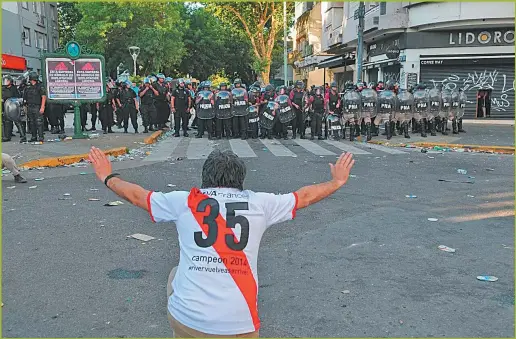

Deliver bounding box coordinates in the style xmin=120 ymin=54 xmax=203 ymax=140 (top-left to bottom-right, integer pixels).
xmin=451 ymin=90 xmax=461 ymax=119
xmin=428 ymin=87 xmax=441 ymax=118
xmin=196 ymin=90 xmax=216 ymax=119
xmin=247 ymin=105 xmax=259 ymax=124
xmin=343 ymin=91 xmax=361 ymax=122
xmin=377 ymin=90 xmax=396 ymax=123
xmin=440 ymin=88 xmax=452 ymax=119
xmin=4 ymin=98 xmax=24 ymax=122
xmin=397 ymin=90 xmax=414 ymax=122
xmin=413 ymin=89 xmax=429 ymax=119
xmin=458 ymin=91 xmax=467 ymax=119
xmin=231 ymin=88 xmax=248 ymax=117
xmin=215 ymin=90 xmax=232 ymax=120
xmin=360 ymin=88 xmax=377 ymax=119
xmin=259 ymin=101 xmax=276 ymax=130
xmin=276 ymin=94 xmax=295 ymax=123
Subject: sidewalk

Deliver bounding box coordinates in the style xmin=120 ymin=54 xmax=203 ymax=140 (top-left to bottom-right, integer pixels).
xmin=367 ymin=123 xmax=514 ymax=154
xmin=1 ymin=113 xmax=163 ymax=168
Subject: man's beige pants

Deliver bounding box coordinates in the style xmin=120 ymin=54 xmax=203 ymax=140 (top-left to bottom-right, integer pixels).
xmin=2 ymin=153 xmax=20 ymax=176
xmin=167 ymin=267 xmax=260 ymax=338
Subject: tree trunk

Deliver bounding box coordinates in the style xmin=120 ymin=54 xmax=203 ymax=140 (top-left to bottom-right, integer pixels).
xmin=260 ymin=65 xmax=270 ymax=85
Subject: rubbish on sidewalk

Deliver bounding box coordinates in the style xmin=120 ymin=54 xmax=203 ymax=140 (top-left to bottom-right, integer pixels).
xmin=34 ymin=178 xmax=45 ymax=181
xmin=104 ymin=200 xmax=124 ymax=206
xmin=485 ymin=168 xmax=495 ymax=171
xmin=476 ymin=275 xmax=498 ymax=282
xmin=167 ymin=184 xmax=176 ymax=187
xmin=427 ymin=156 xmax=435 ymax=159
xmin=63 ymin=193 xmax=71 ymax=196
xmin=405 ymin=194 xmax=417 ymax=198
xmin=467 ymin=195 xmax=475 ymax=198
xmin=6 ymin=186 xmax=15 ymax=189
xmin=90 ymin=188 xmax=99 ymax=191
xmin=427 ymin=218 xmax=438 ymax=222
xmin=29 ymin=186 xmax=37 ymax=189
xmin=457 ymin=169 xmax=467 ymax=175
xmin=438 ymin=245 xmax=456 ymax=253
xmin=128 ymin=233 xmax=155 ymax=242
xmin=88 ymin=198 xmax=100 ymax=201
xmin=341 ymin=290 xmax=350 ymax=294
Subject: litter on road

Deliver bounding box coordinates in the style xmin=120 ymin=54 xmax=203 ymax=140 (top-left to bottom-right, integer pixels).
xmin=29 ymin=186 xmax=37 ymax=189
xmin=438 ymin=245 xmax=456 ymax=253
xmin=467 ymin=195 xmax=475 ymax=198
xmin=6 ymin=186 xmax=15 ymax=189
xmin=34 ymin=178 xmax=45 ymax=181
xmin=341 ymin=290 xmax=350 ymax=294
xmin=104 ymin=201 xmax=124 ymax=206
xmin=428 ymin=218 xmax=439 ymax=222
xmin=167 ymin=184 xmax=176 ymax=187
xmin=129 ymin=233 xmax=155 ymax=242
xmin=457 ymin=169 xmax=468 ymax=175
xmin=405 ymin=195 xmax=417 ymax=198
xmin=486 ymin=168 xmax=495 ymax=171
xmin=88 ymin=198 xmax=100 ymax=201
xmin=63 ymin=193 xmax=71 ymax=196
xmin=476 ymin=275 xmax=498 ymax=282
xmin=90 ymin=188 xmax=99 ymax=191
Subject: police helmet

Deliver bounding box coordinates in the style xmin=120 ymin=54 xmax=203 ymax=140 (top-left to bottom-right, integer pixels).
xmin=407 ymin=85 xmax=414 ymax=93
xmin=385 ymin=80 xmax=395 ymax=90
xmin=314 ymin=86 xmax=323 ymax=95
xmin=185 ymin=78 xmax=192 ymax=85
xmin=157 ymin=73 xmax=165 ymax=79
xmin=265 ymin=84 xmax=274 ymax=92
xmin=330 ymin=81 xmax=337 ymax=88
xmin=3 ymin=75 xmax=14 ymax=86
xmin=28 ymin=71 xmax=39 ymax=81
xmin=165 ymin=77 xmax=172 ymax=83
xmin=234 ymin=78 xmax=242 ymax=85
xmin=144 ymin=77 xmax=150 ymax=84
xmin=203 ymin=81 xmax=212 ymax=89
xmin=295 ymin=80 xmax=304 ymax=89
xmin=276 ymin=85 xmax=286 ymax=94
xmin=219 ymin=82 xmax=227 ymax=89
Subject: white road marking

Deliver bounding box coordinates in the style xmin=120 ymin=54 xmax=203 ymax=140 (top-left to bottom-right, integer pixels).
xmin=359 ymin=142 xmax=408 ymax=154
xmin=229 ymin=139 xmax=258 ymax=158
xmin=259 ymin=139 xmax=297 ymax=157
xmin=142 ymin=137 xmax=182 ymax=162
xmin=293 ymin=139 xmax=336 ymax=156
xmin=323 ymin=140 xmax=372 ymax=155
xmin=186 ymin=138 xmax=214 ymax=159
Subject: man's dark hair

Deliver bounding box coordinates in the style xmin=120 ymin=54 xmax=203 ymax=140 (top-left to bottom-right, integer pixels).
xmin=201 ymin=150 xmax=246 ymax=190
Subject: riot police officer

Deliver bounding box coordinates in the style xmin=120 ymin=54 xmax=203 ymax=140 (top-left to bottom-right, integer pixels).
xmin=23 ymin=71 xmax=47 ymax=142
xmin=139 ymin=77 xmax=159 ymax=133
xmin=305 ymin=86 xmax=325 ymax=140
xmin=290 ymin=80 xmax=306 ymax=139
xmin=98 ymin=80 xmax=116 ymax=134
xmin=247 ymin=86 xmax=261 ymax=139
xmin=154 ymin=73 xmax=169 ymax=129
xmin=274 ymin=86 xmax=293 ymax=140
xmin=375 ymin=81 xmax=396 ymax=140
xmin=231 ymin=79 xmax=249 ymax=139
xmin=119 ymin=80 xmax=139 ymax=133
xmin=259 ymin=84 xmax=275 ymax=139
xmin=342 ymin=81 xmax=362 ymax=141
xmin=195 ymin=81 xmax=215 ymax=139
xmin=457 ymin=88 xmax=467 ymax=133
xmin=171 ymin=78 xmax=191 ymax=137
xmin=397 ymin=87 xmax=415 ymax=139
xmin=2 ymin=75 xmax=26 ymax=142
xmin=214 ymin=82 xmax=232 ymax=139
xmin=325 ymin=81 xmax=342 ymax=140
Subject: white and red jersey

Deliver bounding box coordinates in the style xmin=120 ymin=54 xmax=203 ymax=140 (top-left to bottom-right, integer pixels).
xmin=147 ymin=187 xmax=298 ymax=335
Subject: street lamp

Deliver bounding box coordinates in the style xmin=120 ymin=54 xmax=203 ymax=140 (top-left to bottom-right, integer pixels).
xmin=283 ymin=1 xmax=288 ymax=86
xmin=128 ymin=46 xmax=140 ymax=77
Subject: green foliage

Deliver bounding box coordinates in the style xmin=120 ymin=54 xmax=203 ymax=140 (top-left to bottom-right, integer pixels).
xmin=208 ymin=71 xmax=230 ymax=89
xmin=57 ymin=2 xmax=83 ymax=46
xmin=75 ymin=1 xmax=186 ymax=77
xmin=205 ymin=1 xmax=295 ymax=83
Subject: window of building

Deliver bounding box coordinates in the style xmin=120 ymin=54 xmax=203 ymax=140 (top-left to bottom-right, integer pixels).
xmin=21 ymin=2 xmax=29 ymax=9
xmin=380 ymin=2 xmax=387 ymax=15
xmin=53 ymin=36 xmax=58 ymax=50
xmin=23 ymin=27 xmax=31 ymax=46
xmin=35 ymin=31 xmax=47 ymax=50
xmin=50 ymin=4 xmax=56 ymax=22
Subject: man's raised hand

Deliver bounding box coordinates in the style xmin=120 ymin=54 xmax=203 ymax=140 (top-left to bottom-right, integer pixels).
xmin=329 ymin=152 xmax=355 ymax=187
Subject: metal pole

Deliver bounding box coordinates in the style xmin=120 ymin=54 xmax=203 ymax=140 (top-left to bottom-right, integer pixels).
xmin=356 ymin=1 xmax=365 ymax=83
xmin=133 ymin=57 xmax=137 ymax=77
xmin=73 ymin=101 xmax=88 ymax=139
xmin=283 ymin=1 xmax=288 ymax=86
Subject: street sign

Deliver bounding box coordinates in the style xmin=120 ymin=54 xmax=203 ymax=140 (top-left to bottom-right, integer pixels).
xmin=45 ymin=57 xmax=104 ymax=100
xmin=41 ymin=41 xmax=106 ymax=139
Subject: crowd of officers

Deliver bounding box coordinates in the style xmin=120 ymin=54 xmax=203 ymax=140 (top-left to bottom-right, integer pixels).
xmin=2 ymin=71 xmax=468 ymax=144
xmin=189 ymin=79 xmax=468 ymax=142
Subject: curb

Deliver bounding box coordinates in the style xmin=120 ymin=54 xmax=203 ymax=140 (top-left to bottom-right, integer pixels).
xmin=367 ymin=140 xmax=515 ymax=154
xmin=462 ymin=119 xmax=514 ymax=126
xmin=144 ymin=130 xmax=164 ymax=144
xmin=19 ymin=147 xmax=129 ymax=169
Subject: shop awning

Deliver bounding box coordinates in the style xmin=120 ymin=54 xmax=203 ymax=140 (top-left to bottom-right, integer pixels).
xmin=363 ymin=58 xmax=400 ymax=70
xmin=318 ymin=53 xmax=356 ymax=69
xmin=2 ymin=54 xmax=27 ymax=71
xmin=294 ymin=55 xmax=334 ymax=69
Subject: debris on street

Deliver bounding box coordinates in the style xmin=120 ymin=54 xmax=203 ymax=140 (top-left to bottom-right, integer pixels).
xmin=104 ymin=201 xmax=124 ymax=206
xmin=438 ymin=245 xmax=456 ymax=253
xmin=476 ymin=275 xmax=498 ymax=282
xmin=128 ymin=233 xmax=155 ymax=242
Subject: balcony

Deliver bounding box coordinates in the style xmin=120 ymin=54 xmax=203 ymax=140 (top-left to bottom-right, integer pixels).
xmin=322 ymin=7 xmax=344 ymax=52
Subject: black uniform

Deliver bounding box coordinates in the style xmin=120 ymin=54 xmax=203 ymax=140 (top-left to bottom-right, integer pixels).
xmin=89 ymin=102 xmax=98 ymax=131
xmin=290 ymin=89 xmax=305 ymax=138
xmin=154 ymin=82 xmax=169 ymax=128
xmin=47 ymin=102 xmax=66 ymax=134
xmin=23 ymin=82 xmax=46 ymax=142
xmin=112 ymin=86 xmax=122 ymax=127
xmin=119 ymin=87 xmax=138 ymax=133
xmin=139 ymin=84 xmax=158 ymax=133
xmin=172 ymin=86 xmax=190 ymax=136
xmin=2 ymin=84 xmax=26 ymax=142
xmin=309 ymin=94 xmax=325 ymax=139
xmin=100 ymin=88 xmax=115 ymax=133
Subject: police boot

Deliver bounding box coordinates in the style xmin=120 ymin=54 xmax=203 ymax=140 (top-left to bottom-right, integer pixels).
xmin=458 ymin=119 xmax=466 ymax=133
xmin=421 ymin=119 xmax=427 ymax=138
xmin=349 ymin=124 xmax=355 ymax=142
xmin=267 ymin=131 xmax=273 ymax=140
xmin=385 ymin=122 xmax=392 ymax=140
xmin=391 ymin=121 xmax=397 ymax=136
xmin=143 ymin=126 xmax=149 ymax=133
xmin=429 ymin=120 xmax=437 ymax=136
xmin=310 ymin=134 xmax=315 ymax=140
xmin=366 ymin=122 xmax=372 ymax=141
xmin=404 ymin=122 xmax=410 ymax=139
xmin=441 ymin=119 xmax=448 ymax=135
xmin=360 ymin=121 xmax=366 ymax=136
xmin=37 ymin=121 xmax=45 ymax=142
xmin=452 ymin=119 xmax=459 ymax=134
xmin=2 ymin=120 xmax=13 ymax=142
xmin=14 ymin=174 xmax=27 ymax=183
xmin=372 ymin=123 xmax=379 ymax=136
xmin=411 ymin=118 xmax=417 ymax=133
xmin=18 ymin=122 xmax=27 ymax=142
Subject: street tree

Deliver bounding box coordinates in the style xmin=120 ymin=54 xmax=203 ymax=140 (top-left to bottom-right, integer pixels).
xmin=206 ymin=1 xmax=294 ymax=84
xmin=57 ymin=2 xmax=82 ymax=46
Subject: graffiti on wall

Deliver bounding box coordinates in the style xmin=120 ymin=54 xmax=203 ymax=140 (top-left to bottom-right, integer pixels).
xmin=383 ymin=72 xmax=401 ymax=83
xmin=427 ymin=69 xmax=515 ymax=112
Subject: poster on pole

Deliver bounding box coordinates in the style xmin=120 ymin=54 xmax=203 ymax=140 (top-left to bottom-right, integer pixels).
xmin=45 ymin=57 xmax=104 ymax=100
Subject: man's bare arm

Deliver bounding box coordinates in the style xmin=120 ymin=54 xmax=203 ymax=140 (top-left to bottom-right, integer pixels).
xmin=295 ymin=153 xmax=354 ymax=209
xmin=88 ymin=147 xmax=150 ymax=210
xmin=106 ymin=177 xmax=150 ymax=210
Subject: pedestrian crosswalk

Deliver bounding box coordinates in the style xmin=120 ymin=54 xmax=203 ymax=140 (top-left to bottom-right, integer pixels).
xmin=143 ymin=136 xmax=412 ymax=162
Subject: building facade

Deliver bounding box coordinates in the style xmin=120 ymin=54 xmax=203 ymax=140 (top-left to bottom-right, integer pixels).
xmin=292 ymin=1 xmax=334 ymax=87
xmin=2 ymin=1 xmax=59 ymax=79
xmin=320 ymin=1 xmax=515 ymax=119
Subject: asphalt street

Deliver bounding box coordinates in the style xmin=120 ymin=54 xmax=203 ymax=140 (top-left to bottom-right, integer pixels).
xmin=2 ymin=140 xmax=514 ymax=337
